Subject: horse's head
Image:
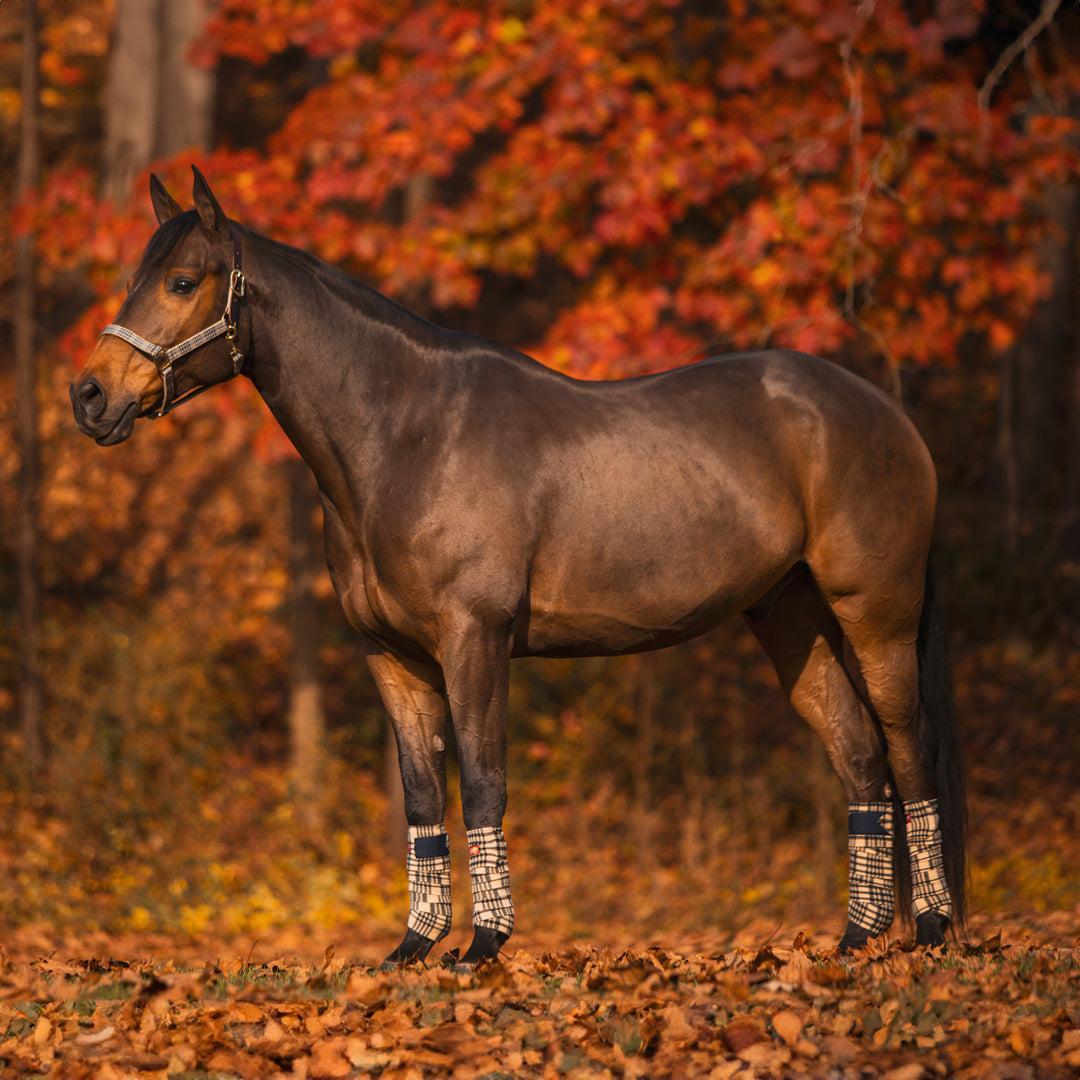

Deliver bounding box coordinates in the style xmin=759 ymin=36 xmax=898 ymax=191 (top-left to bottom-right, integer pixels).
xmin=71 ymin=167 xmax=247 ymax=445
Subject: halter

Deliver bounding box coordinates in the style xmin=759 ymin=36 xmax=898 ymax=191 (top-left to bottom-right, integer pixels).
xmin=98 ymin=225 xmax=247 ymax=418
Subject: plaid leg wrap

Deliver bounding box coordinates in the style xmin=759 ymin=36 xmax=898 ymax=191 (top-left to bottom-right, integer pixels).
xmin=467 ymin=826 xmax=514 ymax=937
xmin=406 ymin=824 xmax=452 ymax=942
xmin=847 ymin=801 xmax=894 ymax=937
xmin=906 ymin=798 xmax=952 ymax=920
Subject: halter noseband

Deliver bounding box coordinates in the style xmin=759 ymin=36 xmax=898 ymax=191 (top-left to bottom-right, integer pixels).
xmin=98 ymin=225 xmax=247 ymax=418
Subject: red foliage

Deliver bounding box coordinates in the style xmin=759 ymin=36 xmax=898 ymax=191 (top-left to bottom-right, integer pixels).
xmin=25 ymin=0 xmax=1080 ymax=391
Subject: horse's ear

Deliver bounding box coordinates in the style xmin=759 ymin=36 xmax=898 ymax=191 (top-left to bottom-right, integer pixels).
xmin=149 ymin=174 xmax=184 ymax=225
xmin=191 ymin=165 xmax=228 ymax=234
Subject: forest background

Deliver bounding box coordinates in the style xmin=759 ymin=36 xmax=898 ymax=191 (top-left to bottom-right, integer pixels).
xmin=1 ymin=0 xmax=1079 ymax=964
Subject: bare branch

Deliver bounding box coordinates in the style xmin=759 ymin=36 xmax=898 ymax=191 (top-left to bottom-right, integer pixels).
xmin=977 ymin=0 xmax=1064 ymax=145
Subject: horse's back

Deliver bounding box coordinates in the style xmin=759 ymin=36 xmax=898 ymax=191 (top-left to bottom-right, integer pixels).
xmin=523 ymin=348 xmax=933 ymax=547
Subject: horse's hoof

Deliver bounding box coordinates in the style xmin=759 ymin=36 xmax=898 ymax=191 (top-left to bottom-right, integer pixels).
xmin=381 ymin=927 xmax=438 ymax=969
xmin=837 ymin=924 xmax=872 ymax=953
xmin=914 ymin=911 xmax=950 ymax=948
xmin=454 ymin=926 xmax=509 ymax=971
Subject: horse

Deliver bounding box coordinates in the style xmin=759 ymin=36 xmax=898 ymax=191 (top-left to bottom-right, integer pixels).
xmin=71 ymin=168 xmax=966 ymax=967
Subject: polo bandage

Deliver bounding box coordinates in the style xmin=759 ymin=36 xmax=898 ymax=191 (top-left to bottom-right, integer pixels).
xmin=467 ymin=826 xmax=514 ymax=937
xmin=905 ymin=798 xmax=952 ymax=921
xmin=847 ymin=801 xmax=894 ymax=937
xmin=406 ymin=824 xmax=452 ymax=942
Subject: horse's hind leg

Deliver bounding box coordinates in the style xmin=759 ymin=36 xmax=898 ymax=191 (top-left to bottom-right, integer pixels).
xmin=826 ymin=581 xmax=954 ymax=947
xmin=745 ymin=569 xmax=897 ymax=949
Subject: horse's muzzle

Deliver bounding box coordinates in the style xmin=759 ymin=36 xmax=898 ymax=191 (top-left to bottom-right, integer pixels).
xmin=70 ymin=375 xmax=139 ymax=445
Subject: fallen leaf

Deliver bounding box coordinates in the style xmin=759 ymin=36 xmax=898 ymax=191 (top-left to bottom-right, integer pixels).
xmin=230 ymin=1001 xmax=266 ymax=1024
xmin=821 ymin=1034 xmax=859 ymax=1062
xmin=76 ymin=1026 xmax=118 ymax=1047
xmin=1009 ymin=1025 xmax=1033 ymax=1056
xmin=884 ymin=1065 xmax=927 ymax=1080
xmin=723 ymin=1015 xmax=768 ymax=1053
xmin=308 ymin=1037 xmax=352 ymax=1078
xmin=32 ymin=1016 xmax=52 ymax=1047
xmin=772 ymin=1008 xmax=803 ymax=1046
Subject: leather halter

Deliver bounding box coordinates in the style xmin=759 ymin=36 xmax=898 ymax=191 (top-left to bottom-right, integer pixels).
xmin=98 ymin=225 xmax=247 ymax=418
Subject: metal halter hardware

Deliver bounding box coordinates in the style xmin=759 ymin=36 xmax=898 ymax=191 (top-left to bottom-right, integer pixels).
xmin=98 ymin=225 xmax=247 ymax=418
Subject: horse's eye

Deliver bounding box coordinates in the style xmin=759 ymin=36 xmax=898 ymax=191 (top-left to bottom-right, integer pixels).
xmin=170 ymin=276 xmax=198 ymax=295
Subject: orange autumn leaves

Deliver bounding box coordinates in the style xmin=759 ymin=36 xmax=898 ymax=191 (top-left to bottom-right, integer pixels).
xmin=2 ymin=936 xmax=1079 ymax=1079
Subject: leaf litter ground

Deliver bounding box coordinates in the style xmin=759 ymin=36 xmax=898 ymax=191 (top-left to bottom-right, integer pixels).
xmin=2 ymin=921 xmax=1078 ymax=1080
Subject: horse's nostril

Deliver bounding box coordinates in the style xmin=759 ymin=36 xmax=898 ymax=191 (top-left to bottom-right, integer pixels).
xmin=76 ymin=376 xmax=107 ymax=419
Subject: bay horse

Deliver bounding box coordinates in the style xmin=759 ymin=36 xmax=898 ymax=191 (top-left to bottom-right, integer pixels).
xmin=71 ymin=169 xmax=965 ymax=966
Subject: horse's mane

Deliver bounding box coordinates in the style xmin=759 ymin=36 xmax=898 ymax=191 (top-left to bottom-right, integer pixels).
xmin=239 ymin=222 xmax=524 ymax=362
xmin=242 ymin=224 xmax=426 ymax=318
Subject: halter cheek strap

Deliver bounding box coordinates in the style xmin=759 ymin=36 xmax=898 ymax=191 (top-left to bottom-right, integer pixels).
xmin=98 ymin=225 xmax=247 ymax=419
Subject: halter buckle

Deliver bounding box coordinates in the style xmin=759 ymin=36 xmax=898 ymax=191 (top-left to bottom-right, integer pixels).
xmin=226 ymin=323 xmax=245 ymax=375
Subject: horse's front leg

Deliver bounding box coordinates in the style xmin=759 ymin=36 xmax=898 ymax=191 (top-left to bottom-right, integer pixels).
xmin=442 ymin=629 xmax=514 ymax=968
xmin=366 ymin=647 xmax=452 ymax=968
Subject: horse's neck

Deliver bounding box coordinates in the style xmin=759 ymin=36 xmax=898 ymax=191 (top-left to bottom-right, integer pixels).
xmin=243 ymin=235 xmax=455 ymax=507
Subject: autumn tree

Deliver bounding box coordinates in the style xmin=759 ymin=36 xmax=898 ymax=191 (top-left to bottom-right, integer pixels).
xmin=174 ymin=0 xmax=1077 ymax=375
xmin=101 ymin=0 xmax=214 ymax=201
xmin=13 ymin=0 xmax=42 ymax=777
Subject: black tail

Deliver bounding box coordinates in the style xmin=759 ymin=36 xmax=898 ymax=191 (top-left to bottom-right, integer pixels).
xmin=893 ymin=555 xmax=967 ymax=930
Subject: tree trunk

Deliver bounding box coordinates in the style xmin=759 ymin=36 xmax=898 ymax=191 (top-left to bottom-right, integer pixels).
xmin=286 ymin=458 xmax=326 ymax=833
xmin=633 ymin=664 xmax=656 ymax=873
xmin=998 ymin=346 xmax=1020 ymax=560
xmin=101 ymin=0 xmax=157 ymax=202
xmin=155 ymin=0 xmax=214 ymax=157
xmin=101 ymin=0 xmax=215 ymax=202
xmin=15 ymin=0 xmax=43 ymax=780
xmin=1060 ymin=219 xmax=1080 ymax=633
xmin=1010 ymin=183 xmax=1080 ymax=510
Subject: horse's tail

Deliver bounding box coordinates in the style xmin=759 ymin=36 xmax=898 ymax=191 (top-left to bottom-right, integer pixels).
xmin=892 ymin=554 xmax=967 ymax=930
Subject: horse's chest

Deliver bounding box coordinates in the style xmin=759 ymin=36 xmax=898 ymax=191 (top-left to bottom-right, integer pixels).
xmin=320 ymin=498 xmax=423 ymax=646
xmin=333 ymin=565 xmax=378 ymax=634
xmin=320 ymin=499 xmax=380 ymax=628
